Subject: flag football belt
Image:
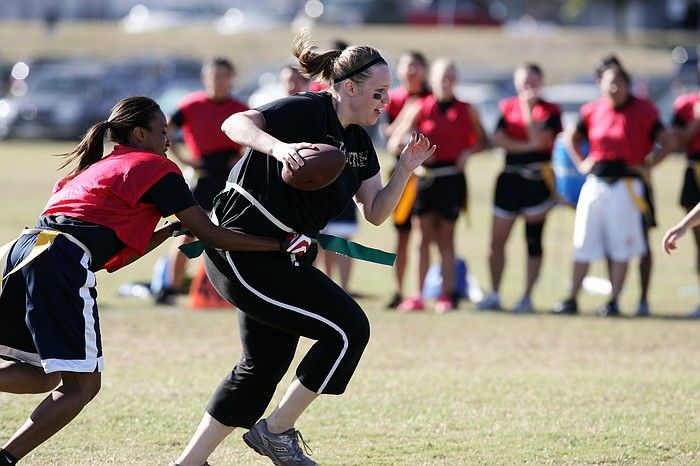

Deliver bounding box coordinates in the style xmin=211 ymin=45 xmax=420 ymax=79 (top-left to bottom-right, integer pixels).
xmin=179 ymin=182 xmax=396 ymax=266
xmin=0 ymin=228 xmax=91 ymax=290
xmin=504 ymin=162 xmax=563 ymax=205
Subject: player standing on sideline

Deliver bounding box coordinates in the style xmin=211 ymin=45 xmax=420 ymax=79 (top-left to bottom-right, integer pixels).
xmin=0 ymin=96 xmax=302 ymax=466
xmin=552 ymin=61 xmax=674 ymax=316
xmin=157 ymin=57 xmax=248 ymax=304
xmin=478 ymin=63 xmax=562 ymax=313
xmin=391 ymin=58 xmax=488 ymax=313
xmin=382 ymin=50 xmax=431 ymax=309
xmin=171 ymin=30 xmax=435 ymax=466
xmin=671 ymin=60 xmax=700 ymax=318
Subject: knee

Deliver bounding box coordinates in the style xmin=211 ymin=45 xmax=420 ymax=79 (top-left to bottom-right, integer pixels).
xmin=61 ymin=372 xmax=101 ymax=404
xmin=345 ymin=308 xmax=370 ymax=353
xmin=525 ymin=222 xmax=544 ymax=257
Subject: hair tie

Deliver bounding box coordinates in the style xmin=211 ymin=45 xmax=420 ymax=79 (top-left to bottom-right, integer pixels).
xmin=334 ymin=56 xmax=384 ymax=83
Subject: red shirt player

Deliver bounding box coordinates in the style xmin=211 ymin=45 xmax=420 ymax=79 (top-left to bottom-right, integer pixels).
xmin=161 ymin=57 xmax=248 ymax=304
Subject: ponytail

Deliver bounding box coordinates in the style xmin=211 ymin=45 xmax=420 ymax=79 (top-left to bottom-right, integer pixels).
xmin=57 ymin=96 xmax=161 ymax=179
xmin=292 ymin=29 xmax=343 ymax=83
xmin=59 ymin=120 xmax=111 ymax=176
xmin=292 ymin=28 xmax=386 ymax=89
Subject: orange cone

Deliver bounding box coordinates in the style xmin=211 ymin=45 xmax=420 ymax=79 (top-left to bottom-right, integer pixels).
xmin=188 ymin=260 xmax=233 ymax=310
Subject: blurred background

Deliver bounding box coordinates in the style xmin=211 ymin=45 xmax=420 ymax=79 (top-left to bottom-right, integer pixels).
xmin=0 ymin=0 xmax=698 ymax=141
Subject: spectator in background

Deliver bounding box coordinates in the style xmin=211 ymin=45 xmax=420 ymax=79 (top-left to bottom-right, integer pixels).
xmin=391 ymin=58 xmax=488 ymax=313
xmin=383 ymin=50 xmax=431 ymax=309
xmin=594 ymin=55 xmax=663 ymax=316
xmin=279 ymin=65 xmax=310 ymax=96
xmin=157 ymin=57 xmax=248 ymax=305
xmin=478 ymin=63 xmax=562 ymax=313
xmin=671 ymin=60 xmax=700 ymax=318
xmin=552 ymin=61 xmax=674 ymax=316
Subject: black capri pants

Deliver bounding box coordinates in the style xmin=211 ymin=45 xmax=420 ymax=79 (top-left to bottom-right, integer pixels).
xmin=202 ymin=248 xmax=370 ymax=428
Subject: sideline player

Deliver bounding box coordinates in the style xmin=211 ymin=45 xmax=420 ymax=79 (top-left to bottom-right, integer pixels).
xmin=157 ymin=57 xmax=248 ymax=304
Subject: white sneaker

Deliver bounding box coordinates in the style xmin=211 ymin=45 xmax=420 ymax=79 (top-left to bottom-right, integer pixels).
xmin=477 ymin=292 xmax=501 ymax=311
xmin=512 ymin=296 xmax=534 ymax=314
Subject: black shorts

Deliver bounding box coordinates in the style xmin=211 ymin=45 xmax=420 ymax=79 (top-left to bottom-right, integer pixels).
xmin=493 ymin=170 xmax=553 ymax=218
xmin=0 ymin=231 xmax=103 ymax=373
xmin=680 ymin=165 xmax=700 ymax=209
xmin=413 ymin=173 xmax=466 ymax=220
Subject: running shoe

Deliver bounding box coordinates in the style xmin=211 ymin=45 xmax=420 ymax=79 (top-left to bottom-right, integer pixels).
xmin=511 ymin=296 xmax=534 ymax=314
xmin=636 ymin=299 xmax=651 ymax=317
xmin=242 ymin=419 xmax=317 ymax=466
xmin=397 ymin=296 xmax=426 ymax=313
xmin=552 ymin=298 xmax=578 ymax=315
xmin=434 ymin=295 xmax=455 ymax=314
xmin=477 ymin=292 xmax=501 ymax=311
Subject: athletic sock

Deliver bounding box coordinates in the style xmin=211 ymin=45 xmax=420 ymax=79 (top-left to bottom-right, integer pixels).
xmin=0 ymin=449 xmax=18 ymax=465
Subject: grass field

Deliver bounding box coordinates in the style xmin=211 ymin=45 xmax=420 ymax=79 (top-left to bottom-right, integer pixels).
xmin=1 ymin=20 xmax=700 ymax=466
xmin=0 ymin=139 xmax=699 ymax=465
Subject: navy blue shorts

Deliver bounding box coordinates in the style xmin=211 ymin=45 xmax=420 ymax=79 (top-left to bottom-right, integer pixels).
xmin=0 ymin=231 xmax=103 ymax=373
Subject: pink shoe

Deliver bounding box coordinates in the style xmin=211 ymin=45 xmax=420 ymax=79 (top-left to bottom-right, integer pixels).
xmin=397 ymin=296 xmax=425 ymax=313
xmin=434 ymin=295 xmax=454 ymax=314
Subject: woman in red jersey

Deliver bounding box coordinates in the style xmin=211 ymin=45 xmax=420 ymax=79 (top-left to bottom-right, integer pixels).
xmin=158 ymin=57 xmax=249 ymax=305
xmin=0 ymin=96 xmax=302 ymax=465
xmin=671 ymin=60 xmax=700 ymax=318
xmin=553 ymin=62 xmax=674 ymax=317
xmin=394 ymin=58 xmax=488 ymax=313
xmin=383 ymin=50 xmax=432 ymax=309
xmin=478 ymin=63 xmax=562 ymax=313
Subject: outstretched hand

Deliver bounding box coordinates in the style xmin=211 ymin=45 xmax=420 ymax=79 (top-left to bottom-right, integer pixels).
xmin=397 ymin=132 xmax=437 ymax=174
xmin=662 ymin=223 xmax=687 ymax=254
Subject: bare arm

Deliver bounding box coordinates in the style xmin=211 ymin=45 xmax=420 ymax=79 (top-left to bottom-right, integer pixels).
xmin=564 ymin=128 xmax=594 ymax=174
xmin=221 ymin=110 xmax=315 ymax=170
xmin=166 ymin=120 xmax=197 ymax=167
xmin=355 ymin=132 xmax=436 ymax=225
xmin=175 ymin=205 xmax=279 ymax=251
xmin=645 ymin=127 xmax=676 ymax=169
xmin=663 ymin=202 xmax=700 ymax=254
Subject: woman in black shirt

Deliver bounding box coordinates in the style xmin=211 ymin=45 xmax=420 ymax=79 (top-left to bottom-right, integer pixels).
xmin=173 ymin=31 xmax=435 ymax=466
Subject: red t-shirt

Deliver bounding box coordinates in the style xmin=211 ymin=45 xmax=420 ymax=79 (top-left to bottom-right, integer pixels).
xmin=43 ymin=146 xmax=181 ymax=271
xmin=498 ymin=97 xmax=562 ymax=148
xmin=673 ymin=92 xmax=700 ymax=158
xmin=414 ymin=95 xmax=478 ymax=164
xmin=386 ymin=86 xmax=431 ymax=122
xmin=309 ymin=81 xmax=329 ymax=92
xmin=580 ymin=96 xmax=661 ymax=167
xmin=173 ymin=91 xmax=248 ymax=159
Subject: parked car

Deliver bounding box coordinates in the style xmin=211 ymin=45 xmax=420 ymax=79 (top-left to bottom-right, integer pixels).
xmin=405 ymin=0 xmax=502 ymax=26
xmin=0 ymin=64 xmax=116 ymax=140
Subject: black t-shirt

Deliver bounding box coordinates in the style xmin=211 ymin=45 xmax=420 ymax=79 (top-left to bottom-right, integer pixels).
xmin=37 ymin=172 xmax=196 ymax=271
xmin=213 ymin=91 xmax=380 ymax=238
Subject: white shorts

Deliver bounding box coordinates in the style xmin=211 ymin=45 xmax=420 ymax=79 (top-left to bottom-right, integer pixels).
xmin=573 ymin=176 xmax=647 ymax=262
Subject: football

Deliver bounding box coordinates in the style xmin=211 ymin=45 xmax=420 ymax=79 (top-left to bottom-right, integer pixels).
xmin=281 ymin=144 xmax=346 ymax=191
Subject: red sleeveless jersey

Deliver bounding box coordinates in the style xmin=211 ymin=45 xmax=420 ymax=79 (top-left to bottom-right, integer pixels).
xmin=43 ymin=145 xmax=182 ymax=271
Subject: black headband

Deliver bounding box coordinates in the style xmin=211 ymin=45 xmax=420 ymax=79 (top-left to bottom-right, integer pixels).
xmin=334 ymin=56 xmax=384 ymax=83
